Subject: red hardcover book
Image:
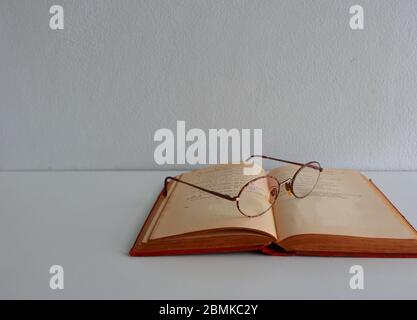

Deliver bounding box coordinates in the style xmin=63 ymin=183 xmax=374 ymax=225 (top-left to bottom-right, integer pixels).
xmin=130 ymin=164 xmax=417 ymax=257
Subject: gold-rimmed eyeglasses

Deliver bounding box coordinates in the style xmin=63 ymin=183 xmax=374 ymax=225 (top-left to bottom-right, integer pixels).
xmin=163 ymin=155 xmax=323 ymax=217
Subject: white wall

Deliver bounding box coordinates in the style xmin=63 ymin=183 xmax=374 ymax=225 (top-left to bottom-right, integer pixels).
xmin=1 ymin=0 xmax=417 ymax=171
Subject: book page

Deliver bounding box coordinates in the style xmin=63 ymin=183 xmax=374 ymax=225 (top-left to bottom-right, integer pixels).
xmin=269 ymin=166 xmax=417 ymax=240
xmin=149 ymin=163 xmax=277 ymax=240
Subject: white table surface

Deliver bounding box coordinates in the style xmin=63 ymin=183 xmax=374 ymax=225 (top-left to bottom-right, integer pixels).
xmin=1 ymin=170 xmax=417 ymax=299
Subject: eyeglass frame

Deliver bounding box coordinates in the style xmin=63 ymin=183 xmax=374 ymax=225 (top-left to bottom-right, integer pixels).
xmin=162 ymin=155 xmax=323 ymax=218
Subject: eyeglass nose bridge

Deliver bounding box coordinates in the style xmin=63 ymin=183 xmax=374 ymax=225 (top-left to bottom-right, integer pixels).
xmin=278 ymin=178 xmax=293 ymax=194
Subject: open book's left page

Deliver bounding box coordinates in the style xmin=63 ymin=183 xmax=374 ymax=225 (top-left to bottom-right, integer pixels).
xmin=145 ymin=163 xmax=277 ymax=241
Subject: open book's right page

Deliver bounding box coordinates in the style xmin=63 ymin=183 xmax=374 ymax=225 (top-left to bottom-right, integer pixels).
xmin=269 ymin=166 xmax=417 ymax=241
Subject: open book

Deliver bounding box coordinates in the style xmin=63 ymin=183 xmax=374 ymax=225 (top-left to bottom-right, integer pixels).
xmin=130 ymin=163 xmax=417 ymax=257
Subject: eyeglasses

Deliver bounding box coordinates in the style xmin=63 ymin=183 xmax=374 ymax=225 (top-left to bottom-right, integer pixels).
xmin=163 ymin=155 xmax=323 ymax=218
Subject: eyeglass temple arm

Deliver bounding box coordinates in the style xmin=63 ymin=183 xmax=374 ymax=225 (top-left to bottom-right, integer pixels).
xmin=246 ymin=155 xmax=322 ymax=171
xmin=163 ymin=176 xmax=236 ymax=201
